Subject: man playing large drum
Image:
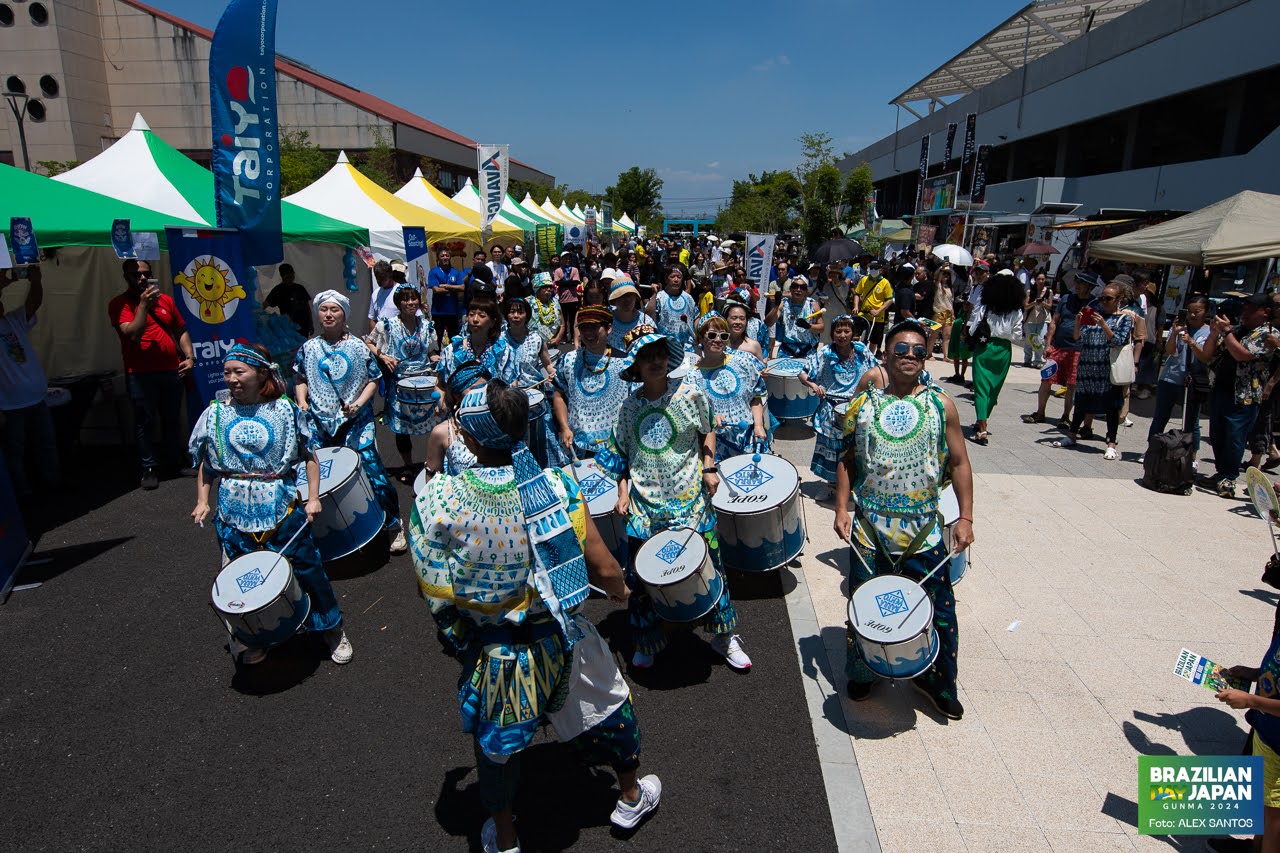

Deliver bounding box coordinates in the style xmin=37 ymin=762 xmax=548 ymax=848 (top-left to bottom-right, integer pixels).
xmin=833 ymin=320 xmax=974 ymax=719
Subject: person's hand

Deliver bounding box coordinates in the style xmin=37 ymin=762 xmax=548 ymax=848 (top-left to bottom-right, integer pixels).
xmin=560 ymin=430 xmax=575 ymax=454
xmin=1075 ymin=311 xmax=1085 ymax=328
xmin=1215 ymin=688 xmax=1254 ymax=710
xmin=1092 ymin=312 xmax=1108 ymax=327
xmin=1227 ymin=665 xmax=1261 ymax=682
xmin=297 ymin=398 xmax=310 ymax=411
xmin=192 ymin=501 xmax=211 ymax=525
xmin=714 ymin=413 xmax=726 ymax=428
xmin=340 ymin=402 xmax=355 ymax=418
xmin=703 ymin=469 xmax=720 ymax=497
xmin=1266 ymin=333 xmax=1280 ymax=351
xmin=834 ymin=507 xmax=852 ymax=543
xmin=951 ymin=519 xmax=974 ymax=552
xmin=140 ymin=283 xmax=161 ymax=307
xmin=615 ymin=490 xmax=630 ymax=518
xmin=813 ymin=385 xmax=826 ymax=398
xmin=305 ymin=497 xmax=323 ymax=523
xmin=603 ymin=578 xmax=630 ymax=604
xmin=754 ymin=422 xmax=767 ymax=441
xmin=383 ymin=355 xmax=399 ymax=372
xmin=178 ymin=356 xmax=195 ymax=379
xmin=1212 ymin=314 xmax=1233 ymax=334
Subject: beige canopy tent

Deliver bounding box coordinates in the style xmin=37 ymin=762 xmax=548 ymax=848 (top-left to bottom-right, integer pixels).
xmin=1089 ymin=191 xmax=1280 ymax=266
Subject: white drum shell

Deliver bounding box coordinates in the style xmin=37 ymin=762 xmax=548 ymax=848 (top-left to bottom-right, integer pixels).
xmin=848 ymin=574 xmax=939 ymax=680
xmin=212 ymin=551 xmax=310 ymax=648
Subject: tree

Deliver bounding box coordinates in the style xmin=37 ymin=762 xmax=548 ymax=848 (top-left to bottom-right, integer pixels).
xmin=605 ymin=167 xmax=663 ymax=224
xmin=842 ymin=162 xmax=875 ymax=228
xmin=795 ymin=131 xmax=835 ymax=202
xmin=278 ymin=128 xmax=336 ymax=195
xmin=37 ymin=159 xmax=79 ymax=176
xmin=801 ymin=163 xmax=844 ymax=249
xmin=508 ymin=177 xmax=555 ymax=206
xmin=714 ymin=170 xmax=801 ymax=235
xmin=354 ymin=126 xmax=398 ymax=192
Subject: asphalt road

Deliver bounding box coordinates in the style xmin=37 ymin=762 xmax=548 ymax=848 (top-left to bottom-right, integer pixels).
xmin=1 ymin=429 xmax=838 ymax=853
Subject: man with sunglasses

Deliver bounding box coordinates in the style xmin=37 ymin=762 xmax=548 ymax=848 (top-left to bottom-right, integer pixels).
xmin=833 ymin=320 xmax=974 ymax=719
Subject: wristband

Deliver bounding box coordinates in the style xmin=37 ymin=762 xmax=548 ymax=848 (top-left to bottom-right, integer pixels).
xmin=957 ymin=516 xmax=973 ymax=524
xmin=704 ymin=466 xmax=719 ymax=474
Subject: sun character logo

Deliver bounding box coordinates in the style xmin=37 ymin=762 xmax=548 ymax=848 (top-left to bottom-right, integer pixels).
xmin=176 ymin=255 xmax=247 ymax=324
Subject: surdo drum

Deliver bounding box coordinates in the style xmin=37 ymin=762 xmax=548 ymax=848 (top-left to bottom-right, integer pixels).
xmin=848 ymin=574 xmax=939 ymax=680
xmin=937 ymin=484 xmax=967 ymax=586
xmin=634 ymin=528 xmax=724 ymax=623
xmin=712 ymin=453 xmax=805 ymax=572
xmin=569 ymin=457 xmax=627 ymax=562
xmin=764 ymin=357 xmax=818 ymax=420
xmin=294 ymin=447 xmax=383 ymax=562
xmin=211 ymin=551 xmax=310 ymax=648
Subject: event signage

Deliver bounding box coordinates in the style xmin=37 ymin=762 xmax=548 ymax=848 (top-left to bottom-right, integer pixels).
xmin=601 ymin=203 xmax=613 ymax=232
xmin=584 ymin=207 xmax=597 ymax=239
xmin=476 ymin=144 xmax=509 ymax=242
xmin=971 ymin=145 xmax=992 ymax=204
xmin=210 ymin=0 xmax=282 ymax=266
xmin=535 ymin=223 xmax=562 ymax=265
xmin=9 ymin=218 xmax=37 ymax=265
xmin=111 ymin=219 xmax=135 ymax=259
xmin=1139 ymin=756 xmax=1262 ymax=835
xmin=744 ymin=232 xmax=775 ymax=291
xmin=912 ymin=136 xmax=930 ymax=244
xmin=165 ymin=227 xmax=257 ymax=416
xmin=922 ymin=174 xmax=959 ymax=214
xmin=943 ymin=122 xmax=957 ymax=172
xmin=402 ymin=226 xmax=428 ymax=289
xmin=959 ymin=113 xmax=977 ymax=194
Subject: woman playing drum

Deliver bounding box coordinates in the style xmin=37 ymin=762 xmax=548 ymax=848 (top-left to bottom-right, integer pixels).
xmin=689 ymin=312 xmax=771 ymax=461
xmin=294 ymin=290 xmax=406 ymax=555
xmin=437 ymin=293 xmax=517 ymax=387
xmin=190 ymin=343 xmax=352 ymax=666
xmin=800 ymin=315 xmax=880 ymax=501
xmin=369 ymin=283 xmax=439 ymax=481
xmin=421 ymin=361 xmax=489 ymax=487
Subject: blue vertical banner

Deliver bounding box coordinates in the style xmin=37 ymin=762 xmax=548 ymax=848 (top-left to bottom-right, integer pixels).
xmin=165 ymin=228 xmax=257 ymax=416
xmin=601 ymin=203 xmax=613 ymax=233
xmin=9 ymin=218 xmax=38 ymax=265
xmin=402 ymin=226 xmax=428 ymax=290
xmin=210 ymin=0 xmax=282 ymax=265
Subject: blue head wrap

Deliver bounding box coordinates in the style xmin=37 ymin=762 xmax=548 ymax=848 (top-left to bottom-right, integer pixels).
xmin=447 ymin=360 xmax=490 ymax=399
xmin=224 ymin=343 xmax=271 ymax=369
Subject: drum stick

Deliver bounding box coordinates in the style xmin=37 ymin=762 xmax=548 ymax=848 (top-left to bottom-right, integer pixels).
xmin=520 ymin=375 xmax=554 ymax=390
xmin=262 ymin=516 xmax=311 ymax=585
xmin=588 ymin=583 xmax=609 ymax=597
xmin=894 ymin=549 xmax=957 ymax=631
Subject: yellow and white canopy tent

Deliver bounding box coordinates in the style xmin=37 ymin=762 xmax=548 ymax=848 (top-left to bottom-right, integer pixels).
xmin=516 ymin=193 xmax=557 ymax=225
xmin=392 ymin=168 xmax=493 ymax=242
xmin=559 ymin=202 xmax=586 ymax=225
xmin=612 ymin=213 xmax=636 ymax=234
xmin=539 ymin=197 xmax=576 ymax=225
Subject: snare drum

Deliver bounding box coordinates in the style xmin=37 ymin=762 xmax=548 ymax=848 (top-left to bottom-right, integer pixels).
xmin=211 ymin=551 xmax=311 ymax=648
xmin=764 ymin=357 xmax=818 ymax=420
xmin=634 ymin=528 xmax=724 ymax=623
xmin=848 ymin=574 xmax=939 ymax=680
xmin=713 ymin=453 xmax=805 ymax=572
xmin=937 ymin=484 xmax=967 ymax=586
xmin=413 ymin=466 xmax=429 ymax=496
xmin=295 ymin=447 xmax=384 ymax=562
xmin=395 ymin=373 xmax=441 ymax=433
xmin=570 ymin=458 xmax=627 ymax=562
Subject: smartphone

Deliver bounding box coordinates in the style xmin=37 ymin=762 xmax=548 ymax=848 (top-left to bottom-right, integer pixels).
xmin=1177 ymin=309 xmax=1188 ymax=325
xmin=1080 ymin=306 xmax=1095 ymax=326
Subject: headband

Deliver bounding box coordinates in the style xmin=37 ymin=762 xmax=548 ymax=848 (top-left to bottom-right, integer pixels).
xmin=575 ymin=305 xmax=613 ymax=327
xmin=457 ymin=386 xmax=516 ymax=450
xmin=393 ymin=282 xmax=418 ymax=299
xmin=224 ymin=343 xmax=271 ymax=369
xmin=312 ymin=289 xmax=350 ymax=317
xmin=831 ymin=314 xmax=855 ymax=327
xmin=697 ymin=311 xmax=725 ymax=333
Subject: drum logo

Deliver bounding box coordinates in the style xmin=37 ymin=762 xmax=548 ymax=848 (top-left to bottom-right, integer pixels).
xmin=235 ymin=568 xmax=266 ymax=594
xmin=226 ymin=600 xmax=246 ymax=610
xmin=577 ymin=473 xmax=612 ymax=503
xmin=725 ymin=464 xmax=773 ymax=494
xmin=875 ymin=589 xmax=909 ymax=617
xmin=655 ymin=540 xmax=686 ymax=564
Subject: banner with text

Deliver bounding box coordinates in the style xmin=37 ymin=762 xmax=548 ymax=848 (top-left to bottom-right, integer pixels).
xmin=535 ymin=223 xmax=562 ymax=267
xmin=601 ymin=203 xmax=613 ymax=232
xmin=744 ymin=232 xmax=776 ymax=295
xmin=959 ymin=113 xmax=977 ymax=195
xmin=971 ymin=145 xmax=992 ymax=205
xmin=403 ymin=226 xmax=428 ymax=290
xmin=584 ymin=207 xmax=597 ymax=239
xmin=210 ymin=0 xmax=281 ymax=265
xmin=913 ymin=136 xmax=930 ymax=244
xmin=165 ymin=227 xmax=256 ymax=415
xmin=943 ymin=122 xmax=958 ymax=172
xmin=476 ymin=144 xmax=509 ymax=243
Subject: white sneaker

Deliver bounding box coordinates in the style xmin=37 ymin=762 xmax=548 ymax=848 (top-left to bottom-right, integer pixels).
xmin=631 ymin=650 xmax=654 ymax=669
xmin=1122 ymin=417 xmax=1135 ymax=428
xmin=481 ymin=817 xmax=520 ymax=853
xmin=389 ymin=529 xmax=408 ymax=554
xmin=1103 ymin=447 xmax=1119 ymax=461
xmin=710 ymin=633 xmax=752 ymax=671
xmin=326 ymin=628 xmax=353 ymax=665
xmin=815 ymin=485 xmax=834 ymax=501
xmin=239 ymin=646 xmax=267 ymax=665
xmin=611 ymin=774 xmax=662 ymax=829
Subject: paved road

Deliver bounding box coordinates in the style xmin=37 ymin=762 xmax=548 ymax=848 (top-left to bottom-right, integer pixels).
xmin=1 ymin=430 xmax=837 ymax=853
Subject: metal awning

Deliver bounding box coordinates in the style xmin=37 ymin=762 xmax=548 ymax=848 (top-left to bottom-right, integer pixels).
xmin=1051 ymin=218 xmax=1136 ymax=229
xmin=891 ymin=0 xmax=1149 ymax=118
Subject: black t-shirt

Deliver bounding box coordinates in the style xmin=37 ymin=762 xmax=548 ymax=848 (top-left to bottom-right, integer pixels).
xmin=894 ymin=285 xmax=916 ymax=318
xmin=264 ymin=281 xmax=312 ymax=336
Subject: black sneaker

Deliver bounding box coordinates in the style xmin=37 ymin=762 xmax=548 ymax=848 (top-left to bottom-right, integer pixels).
xmin=846 ymin=679 xmax=876 ymax=701
xmin=912 ymin=680 xmax=964 ymax=719
xmin=141 ymin=468 xmax=160 ymax=490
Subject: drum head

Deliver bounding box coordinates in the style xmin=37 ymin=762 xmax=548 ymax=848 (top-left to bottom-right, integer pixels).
xmin=849 ymin=574 xmax=933 ymax=642
xmin=526 ymin=389 xmax=546 ymax=408
xmin=413 ymin=467 xmax=429 ymax=496
xmin=571 ymin=458 xmax=619 ymax=517
xmin=1246 ymin=467 xmax=1279 ymax=522
xmin=766 ymin=357 xmax=805 ymax=377
xmin=635 ymin=528 xmax=708 ymax=585
xmin=296 ymin=446 xmax=360 ymax=496
xmin=938 ymin=484 xmax=960 ymax=526
xmin=213 ymin=551 xmax=292 ymax=612
xmin=712 ymin=453 xmax=799 ymax=513
xmin=398 ymin=375 xmax=436 ymax=391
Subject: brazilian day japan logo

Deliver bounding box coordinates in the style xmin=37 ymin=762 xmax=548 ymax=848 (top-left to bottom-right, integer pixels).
xmin=1138 ymin=756 xmax=1262 ymax=835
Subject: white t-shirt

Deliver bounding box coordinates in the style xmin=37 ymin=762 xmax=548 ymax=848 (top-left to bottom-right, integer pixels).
xmin=0 ymin=307 xmax=48 ymax=411
xmin=369 ymin=283 xmax=399 ymax=324
xmin=487 ymin=261 xmax=509 ymax=291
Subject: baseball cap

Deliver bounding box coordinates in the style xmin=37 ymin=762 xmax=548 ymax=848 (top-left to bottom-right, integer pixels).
xmin=513 ymin=244 xmax=523 ymax=253
xmin=1244 ymin=292 xmax=1272 ymax=308
xmin=973 ymin=260 xmax=990 ymax=271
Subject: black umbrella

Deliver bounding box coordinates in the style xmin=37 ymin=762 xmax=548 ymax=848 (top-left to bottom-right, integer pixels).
xmin=809 ymin=237 xmax=862 ymax=265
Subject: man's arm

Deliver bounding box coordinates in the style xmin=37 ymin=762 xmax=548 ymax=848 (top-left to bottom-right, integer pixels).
xmin=942 ymin=394 xmax=974 ymax=551
xmin=23 ymin=265 xmax=43 ymax=315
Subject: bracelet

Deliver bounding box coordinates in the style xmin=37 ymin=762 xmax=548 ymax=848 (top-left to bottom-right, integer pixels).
xmin=704 ymin=466 xmax=719 ymax=474
xmin=957 ymin=516 xmax=973 ymax=524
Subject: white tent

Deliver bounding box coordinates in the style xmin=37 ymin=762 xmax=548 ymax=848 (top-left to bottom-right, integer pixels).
xmin=560 ymin=202 xmax=586 ymax=225
xmin=539 ymin=197 xmax=575 ymax=225
xmin=450 ymin=177 xmax=535 ymax=232
xmin=393 ymin=168 xmax=481 ymax=235
xmin=1090 ymin=191 xmax=1280 ymax=266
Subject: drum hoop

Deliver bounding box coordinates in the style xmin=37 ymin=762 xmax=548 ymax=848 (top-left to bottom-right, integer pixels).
xmin=636 ymin=532 xmax=709 ymax=585
xmin=713 ymin=482 xmax=800 ymax=516
xmin=306 ymin=451 xmax=367 ymax=497
xmin=214 ymin=558 xmax=299 ymax=615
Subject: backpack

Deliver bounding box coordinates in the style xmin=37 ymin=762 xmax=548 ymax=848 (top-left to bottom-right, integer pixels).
xmin=1142 ymin=428 xmax=1195 ymax=495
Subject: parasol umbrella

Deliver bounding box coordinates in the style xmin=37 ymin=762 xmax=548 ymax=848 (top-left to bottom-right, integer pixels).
xmin=1014 ymin=241 xmax=1059 ymax=256
xmin=931 ymin=244 xmax=974 ymax=266
xmin=809 ymin=237 xmax=862 ymax=265
xmin=719 ymin=239 xmax=737 ymax=248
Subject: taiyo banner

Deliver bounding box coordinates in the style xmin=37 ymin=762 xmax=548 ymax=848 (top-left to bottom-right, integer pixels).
xmin=943 ymin=122 xmax=958 ymax=171
xmin=476 ymin=144 xmax=509 ymax=242
xmin=745 ymin=232 xmax=775 ymax=290
xmin=210 ymin=0 xmax=281 ymax=266
xmin=601 ymin=203 xmax=613 ymax=232
xmin=165 ymin=227 xmax=256 ymax=416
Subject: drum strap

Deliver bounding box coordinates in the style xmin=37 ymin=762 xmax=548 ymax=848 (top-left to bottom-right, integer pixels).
xmin=247 ymin=501 xmax=297 ymax=545
xmin=853 ymin=509 xmax=939 ymax=575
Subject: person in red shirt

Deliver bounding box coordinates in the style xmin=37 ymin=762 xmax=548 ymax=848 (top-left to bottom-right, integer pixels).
xmin=107 ymin=259 xmax=195 ymax=490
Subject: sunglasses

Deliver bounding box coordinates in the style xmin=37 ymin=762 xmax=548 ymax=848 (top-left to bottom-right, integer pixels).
xmin=702 ymin=331 xmax=730 ymax=341
xmin=1099 ymin=295 xmax=1118 ymax=303
xmin=892 ymin=343 xmax=928 ymax=359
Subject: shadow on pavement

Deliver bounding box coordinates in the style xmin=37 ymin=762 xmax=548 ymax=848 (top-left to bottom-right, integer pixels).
xmin=228 ymin=632 xmax=325 ymax=695
xmin=16 ymin=536 xmax=133 ymax=585
xmin=323 ymin=529 xmax=393 ymax=580
xmin=725 ymin=567 xmax=793 ymax=600
xmin=1240 ymin=587 xmax=1280 ymax=607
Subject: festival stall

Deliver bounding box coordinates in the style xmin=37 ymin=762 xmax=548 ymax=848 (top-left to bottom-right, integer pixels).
xmin=516 ymin=193 xmax=560 ymax=226
xmin=1089 ymin=191 xmax=1280 ymax=267
xmin=539 ymin=197 xmax=576 ymax=225
xmin=450 ymin=178 xmax=539 ymax=232
xmin=393 ymin=168 xmax=497 ymax=239
xmin=559 ymin=202 xmax=587 ymax=225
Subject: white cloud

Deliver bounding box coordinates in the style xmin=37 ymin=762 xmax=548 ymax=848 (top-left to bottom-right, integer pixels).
xmin=705 ymin=161 xmax=720 ymax=169
xmin=752 ymin=54 xmax=790 ymax=72
xmin=659 ymin=168 xmax=723 ymax=184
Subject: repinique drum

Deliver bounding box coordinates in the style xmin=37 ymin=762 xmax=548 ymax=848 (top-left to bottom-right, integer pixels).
xmin=634 ymin=528 xmax=723 ymax=623
xmin=211 ymin=551 xmax=311 ymax=648
xmin=765 ymin=357 xmax=818 ymax=420
xmin=848 ymin=574 xmax=939 ymax=680
xmin=570 ymin=458 xmax=627 ymax=561
xmin=395 ymin=373 xmax=441 ymax=433
xmin=937 ymin=484 xmax=968 ymax=586
xmin=712 ymin=453 xmax=805 ymax=572
xmin=413 ymin=466 xmax=429 ymax=496
xmin=295 ymin=447 xmax=383 ymax=562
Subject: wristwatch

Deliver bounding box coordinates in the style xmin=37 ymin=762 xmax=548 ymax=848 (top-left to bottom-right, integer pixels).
xmin=704 ymin=466 xmax=719 ymax=474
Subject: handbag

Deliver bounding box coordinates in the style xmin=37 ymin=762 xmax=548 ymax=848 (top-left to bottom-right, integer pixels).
xmin=1110 ymin=341 xmax=1136 ymax=385
xmin=963 ymin=306 xmax=991 ymax=349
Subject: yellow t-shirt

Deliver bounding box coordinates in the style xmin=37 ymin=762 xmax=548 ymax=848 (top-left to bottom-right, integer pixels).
xmin=698 ymin=290 xmax=714 ymax=317
xmin=679 ymin=248 xmax=691 ymax=268
xmin=855 ymin=275 xmax=894 ymax=319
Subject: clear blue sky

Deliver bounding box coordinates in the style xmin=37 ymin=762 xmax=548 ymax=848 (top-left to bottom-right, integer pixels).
xmin=156 ymin=0 xmax=1014 ymax=215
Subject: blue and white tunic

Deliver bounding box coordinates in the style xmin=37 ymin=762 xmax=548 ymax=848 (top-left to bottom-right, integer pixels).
xmin=688 ymin=349 xmax=770 ymax=461
xmin=553 ymin=348 xmax=634 ymax=458
xmin=438 ymin=336 xmax=518 ymax=387
xmin=444 ymin=428 xmax=478 ymax=477
xmin=500 ymin=328 xmax=549 ymax=388
xmin=747 ymin=316 xmax=772 ymax=356
xmin=653 ymin=291 xmax=698 ymax=350
xmin=294 ymin=334 xmax=380 ymax=450
xmin=188 ymin=394 xmax=315 ymax=532
xmin=775 ymin=297 xmax=821 ymax=358
xmin=804 ymin=343 xmax=880 ymax=483
xmin=608 ymin=310 xmax=656 ymax=353
xmin=372 ymin=315 xmax=439 ymax=435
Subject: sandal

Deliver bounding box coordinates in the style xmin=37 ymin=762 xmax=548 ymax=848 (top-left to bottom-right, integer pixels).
xmin=396 ymin=467 xmax=416 ymax=485
xmin=972 ymin=429 xmax=989 ymax=446
xmin=1079 ymin=428 xmax=1096 ymax=440
xmin=1056 ymin=418 xmax=1071 ymax=429
xmin=1021 ymin=413 xmax=1045 ymax=424
xmin=1053 ymin=436 xmax=1077 ymax=448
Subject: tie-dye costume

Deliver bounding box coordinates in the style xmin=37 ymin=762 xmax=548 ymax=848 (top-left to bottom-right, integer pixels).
xmin=652 ymin=291 xmax=698 ymax=350
xmin=553 ymin=347 xmax=634 ymax=458
xmin=607 ymin=311 xmax=655 ymax=353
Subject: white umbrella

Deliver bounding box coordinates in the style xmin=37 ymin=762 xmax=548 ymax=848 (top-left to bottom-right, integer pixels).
xmin=931 ymin=244 xmax=974 ymax=266
xmin=705 ymin=234 xmax=720 ymax=242
xmin=720 ymin=239 xmax=737 ymax=248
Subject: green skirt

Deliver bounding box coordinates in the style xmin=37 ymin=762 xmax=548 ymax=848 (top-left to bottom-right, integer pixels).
xmin=949 ymin=315 xmax=973 ymax=360
xmin=973 ymin=338 xmax=1012 ymax=420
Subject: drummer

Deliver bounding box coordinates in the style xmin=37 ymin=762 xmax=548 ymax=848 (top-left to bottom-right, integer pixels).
xmin=190 ymin=343 xmax=352 ymax=666
xmin=723 ymin=297 xmax=764 ymax=360
xmin=599 ymin=326 xmax=751 ymax=672
xmin=369 ymin=283 xmax=440 ymax=481
xmin=646 ymin=264 xmax=698 ymax=351
xmin=833 ymin=320 xmax=974 ymax=719
xmin=528 ymin=272 xmax=565 ymax=350
xmin=690 ymin=312 xmax=771 ymax=461
xmin=552 ymin=305 xmax=633 ymax=460
xmin=409 ymin=381 xmax=661 ymax=851
xmin=295 ymin=290 xmax=406 ymax=555
xmin=421 ymin=360 xmax=489 ymax=486
xmin=799 ymin=314 xmax=879 ymax=501
xmin=766 ymin=274 xmax=823 ymax=358
xmin=607 ymin=274 xmax=655 ymax=352
xmin=499 ymin=294 xmax=557 ymax=387
xmin=437 ymin=292 xmax=517 ymax=386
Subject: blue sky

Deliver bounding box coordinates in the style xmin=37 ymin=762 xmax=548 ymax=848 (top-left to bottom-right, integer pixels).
xmin=157 ymin=0 xmax=1013 ymax=214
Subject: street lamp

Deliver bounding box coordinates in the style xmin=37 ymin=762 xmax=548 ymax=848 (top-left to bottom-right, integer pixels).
xmin=3 ymin=89 xmax=31 ymax=172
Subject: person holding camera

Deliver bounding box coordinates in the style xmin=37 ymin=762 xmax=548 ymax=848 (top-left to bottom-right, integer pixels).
xmin=1052 ymin=283 xmax=1133 ymax=460
xmin=1147 ymin=296 xmax=1211 ymax=468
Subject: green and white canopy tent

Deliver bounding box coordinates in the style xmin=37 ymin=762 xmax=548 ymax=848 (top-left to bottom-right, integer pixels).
xmin=451 ymin=178 xmax=540 ymax=232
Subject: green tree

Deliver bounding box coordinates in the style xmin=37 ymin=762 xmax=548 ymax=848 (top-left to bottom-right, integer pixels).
xmin=37 ymin=159 xmax=79 ymax=176
xmin=508 ymin=177 xmax=555 ymax=206
xmin=801 ymin=163 xmax=844 ymax=249
xmin=714 ymin=170 xmax=801 ymax=235
xmin=355 ymin=126 xmax=399 ymax=192
xmin=842 ymin=162 xmax=875 ymax=228
xmin=278 ymin=128 xmax=336 ymax=195
xmin=795 ymin=131 xmax=834 ymax=202
xmin=605 ymin=167 xmax=663 ymax=225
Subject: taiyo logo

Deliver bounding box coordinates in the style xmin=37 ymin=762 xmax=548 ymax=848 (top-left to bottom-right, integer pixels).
xmin=480 ymin=152 xmax=503 ymax=219
xmin=219 ymin=65 xmax=275 ymax=205
xmin=747 ymin=239 xmax=768 ymax=282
